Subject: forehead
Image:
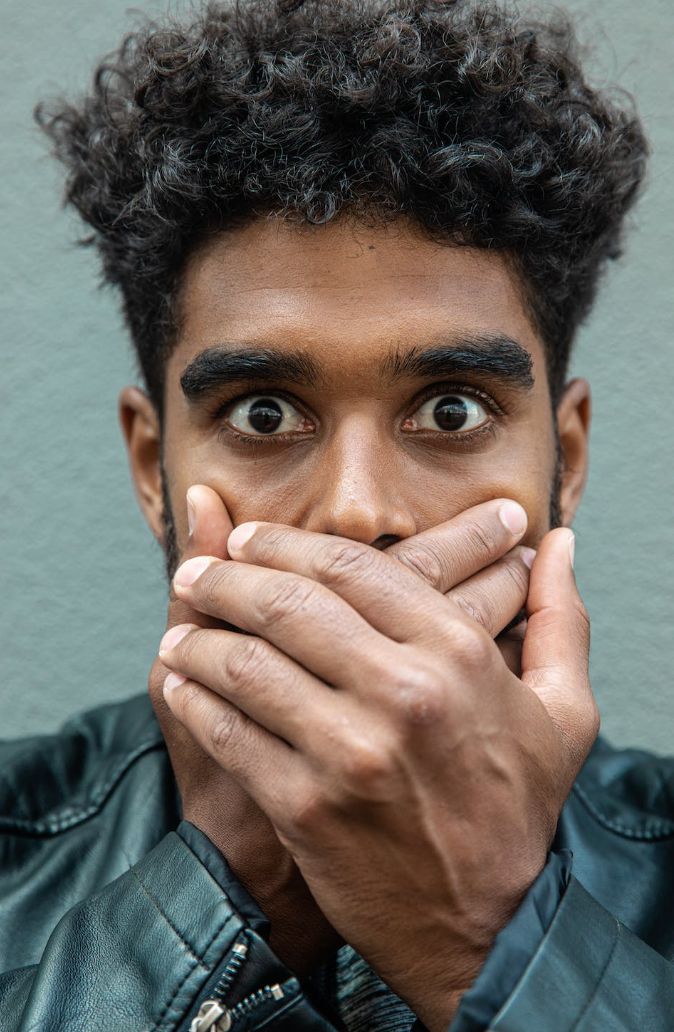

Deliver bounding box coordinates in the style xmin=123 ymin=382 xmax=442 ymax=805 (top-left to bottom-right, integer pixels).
xmin=174 ymin=217 xmax=544 ymax=375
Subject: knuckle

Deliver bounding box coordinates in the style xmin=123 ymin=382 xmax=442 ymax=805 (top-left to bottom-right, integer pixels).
xmin=250 ymin=526 xmax=287 ymax=566
xmin=392 ymin=542 xmax=444 ymax=589
xmin=173 ymin=680 xmax=204 ymax=721
xmin=198 ymin=565 xmax=227 ymax=613
xmin=446 ymin=620 xmax=491 ymax=669
xmin=465 ymin=520 xmax=499 ymax=562
xmin=288 ymin=789 xmax=325 ymax=833
xmin=319 ymin=541 xmax=378 ymax=584
xmin=502 ymin=554 xmax=530 ymax=596
xmin=340 ymin=735 xmax=395 ymax=791
xmin=210 ymin=708 xmax=246 ymax=755
xmin=389 ymin=663 xmax=447 ymax=727
xmin=223 ymin=636 xmax=271 ymax=688
xmin=451 ymin=590 xmax=491 ymax=631
xmin=260 ymin=576 xmax=318 ymax=627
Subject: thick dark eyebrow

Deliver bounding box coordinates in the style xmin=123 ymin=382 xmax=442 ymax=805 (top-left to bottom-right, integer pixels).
xmin=381 ymin=336 xmax=534 ymax=390
xmin=180 ymin=345 xmax=321 ymax=403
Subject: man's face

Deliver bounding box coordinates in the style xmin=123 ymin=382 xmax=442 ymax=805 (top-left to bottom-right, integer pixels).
xmin=151 ymin=217 xmax=580 ymax=572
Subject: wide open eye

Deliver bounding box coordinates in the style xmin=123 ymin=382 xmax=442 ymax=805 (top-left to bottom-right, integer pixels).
xmin=406 ymin=393 xmax=489 ymax=433
xmin=225 ymin=395 xmax=311 ymax=436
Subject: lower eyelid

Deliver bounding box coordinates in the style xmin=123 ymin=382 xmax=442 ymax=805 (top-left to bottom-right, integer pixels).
xmin=401 ymin=420 xmax=496 ymax=444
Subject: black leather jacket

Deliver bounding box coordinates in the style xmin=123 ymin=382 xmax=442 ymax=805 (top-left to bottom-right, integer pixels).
xmin=1 ymin=694 xmax=673 ymax=1031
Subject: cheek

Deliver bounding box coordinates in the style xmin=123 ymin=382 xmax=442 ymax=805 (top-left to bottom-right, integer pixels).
xmin=411 ymin=472 xmax=553 ymax=544
xmin=168 ymin=446 xmax=316 ymax=533
xmin=407 ymin=441 xmax=556 ymax=546
xmin=217 ymin=476 xmax=313 ymax=527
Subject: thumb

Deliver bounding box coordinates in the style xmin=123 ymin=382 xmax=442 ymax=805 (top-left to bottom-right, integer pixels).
xmin=521 ymin=528 xmax=599 ymax=767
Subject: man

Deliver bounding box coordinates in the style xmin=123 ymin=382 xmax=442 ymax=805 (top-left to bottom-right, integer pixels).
xmin=1 ymin=1 xmax=672 ymax=1029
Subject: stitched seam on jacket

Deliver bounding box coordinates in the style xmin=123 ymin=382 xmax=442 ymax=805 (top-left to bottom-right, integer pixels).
xmin=154 ymin=913 xmax=236 ymax=1032
xmin=569 ymin=917 xmax=621 ymax=1032
xmin=0 ymin=738 xmax=166 ymax=836
xmin=571 ymin=782 xmax=674 ymax=840
xmin=130 ymin=866 xmax=208 ymax=971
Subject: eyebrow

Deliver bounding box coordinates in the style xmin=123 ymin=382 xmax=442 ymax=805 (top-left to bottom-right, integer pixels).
xmin=180 ymin=333 xmax=535 ymax=405
xmin=381 ymin=336 xmax=534 ymax=389
xmin=180 ymin=345 xmax=322 ymax=402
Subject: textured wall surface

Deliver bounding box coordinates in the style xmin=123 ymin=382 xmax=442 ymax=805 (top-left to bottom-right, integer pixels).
xmin=1 ymin=0 xmax=672 ymax=751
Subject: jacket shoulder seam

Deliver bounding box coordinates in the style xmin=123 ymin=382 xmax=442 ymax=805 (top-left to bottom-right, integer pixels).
xmin=571 ymin=781 xmax=674 ymax=840
xmin=0 ymin=736 xmax=166 ymax=836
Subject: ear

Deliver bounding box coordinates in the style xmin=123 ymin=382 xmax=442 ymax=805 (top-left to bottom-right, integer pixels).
xmin=556 ymin=378 xmax=591 ymax=527
xmin=119 ymin=386 xmax=164 ymax=543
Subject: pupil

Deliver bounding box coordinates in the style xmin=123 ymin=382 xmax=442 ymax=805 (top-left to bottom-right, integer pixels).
xmin=433 ymin=396 xmax=468 ymax=431
xmin=248 ymin=398 xmax=284 ymax=434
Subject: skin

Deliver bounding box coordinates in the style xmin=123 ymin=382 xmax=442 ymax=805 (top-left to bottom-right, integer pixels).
xmin=120 ymin=216 xmax=597 ymax=1030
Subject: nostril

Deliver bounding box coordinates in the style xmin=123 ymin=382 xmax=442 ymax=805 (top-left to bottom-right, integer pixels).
xmin=371 ymin=534 xmax=401 ymax=551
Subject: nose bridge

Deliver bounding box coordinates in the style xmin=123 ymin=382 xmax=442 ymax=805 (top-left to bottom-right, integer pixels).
xmin=304 ymin=416 xmax=417 ymax=543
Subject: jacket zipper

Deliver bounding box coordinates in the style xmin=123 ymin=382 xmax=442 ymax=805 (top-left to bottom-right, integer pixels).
xmin=189 ymin=936 xmax=286 ymax=1032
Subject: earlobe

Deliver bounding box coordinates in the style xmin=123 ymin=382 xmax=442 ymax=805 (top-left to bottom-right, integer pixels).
xmin=118 ymin=386 xmax=165 ymax=543
xmin=556 ymin=378 xmax=591 ymax=527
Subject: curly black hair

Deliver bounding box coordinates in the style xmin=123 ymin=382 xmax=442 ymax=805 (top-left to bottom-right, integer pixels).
xmin=37 ymin=0 xmax=647 ymax=413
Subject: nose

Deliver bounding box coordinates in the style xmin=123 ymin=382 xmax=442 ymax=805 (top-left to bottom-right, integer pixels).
xmin=303 ymin=420 xmax=417 ymax=545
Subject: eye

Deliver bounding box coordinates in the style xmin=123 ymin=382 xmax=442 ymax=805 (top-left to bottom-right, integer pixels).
xmin=404 ymin=393 xmax=489 ymax=434
xmin=224 ymin=394 xmax=312 ymax=436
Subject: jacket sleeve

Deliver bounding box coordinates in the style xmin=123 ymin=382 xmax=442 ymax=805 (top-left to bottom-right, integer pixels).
xmin=0 ymin=823 xmax=342 ymax=1032
xmin=444 ymin=853 xmax=674 ymax=1032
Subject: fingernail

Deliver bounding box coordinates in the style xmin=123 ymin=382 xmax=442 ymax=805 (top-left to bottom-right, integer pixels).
xmin=187 ymin=491 xmax=197 ymax=537
xmin=174 ymin=555 xmax=212 ymax=589
xmin=568 ymin=531 xmax=576 ymax=567
xmin=499 ymin=501 xmax=527 ymax=536
xmin=163 ymin=671 xmax=186 ymax=694
xmin=521 ymin=547 xmax=537 ymax=570
xmin=227 ymin=522 xmax=258 ymax=555
xmin=159 ymin=624 xmax=192 ymax=655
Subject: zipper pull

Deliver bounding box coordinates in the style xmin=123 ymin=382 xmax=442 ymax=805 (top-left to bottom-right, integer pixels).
xmin=190 ymin=1000 xmax=231 ymax=1032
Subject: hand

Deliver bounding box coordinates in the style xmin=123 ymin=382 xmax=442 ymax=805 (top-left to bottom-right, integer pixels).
xmin=159 ymin=501 xmax=597 ymax=1029
xmin=148 ymin=486 xmax=341 ymax=972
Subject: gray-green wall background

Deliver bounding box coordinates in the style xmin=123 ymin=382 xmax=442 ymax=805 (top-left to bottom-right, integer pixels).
xmin=1 ymin=1 xmax=672 ymax=750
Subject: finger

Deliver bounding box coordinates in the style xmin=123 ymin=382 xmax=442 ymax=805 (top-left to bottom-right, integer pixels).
xmin=446 ymin=546 xmax=535 ymax=638
xmin=386 ymin=498 xmax=528 ymax=592
xmin=226 ymin=499 xmax=527 ymax=597
xmin=222 ymin=498 xmax=528 ymax=642
xmin=159 ymin=625 xmax=342 ymax=749
xmin=172 ymin=556 xmax=400 ymax=688
xmin=520 ymin=529 xmax=599 ymax=766
xmin=162 ymin=676 xmax=300 ymax=814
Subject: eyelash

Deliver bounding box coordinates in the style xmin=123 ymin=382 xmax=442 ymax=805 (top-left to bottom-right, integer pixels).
xmin=215 ymin=382 xmax=503 ymax=450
